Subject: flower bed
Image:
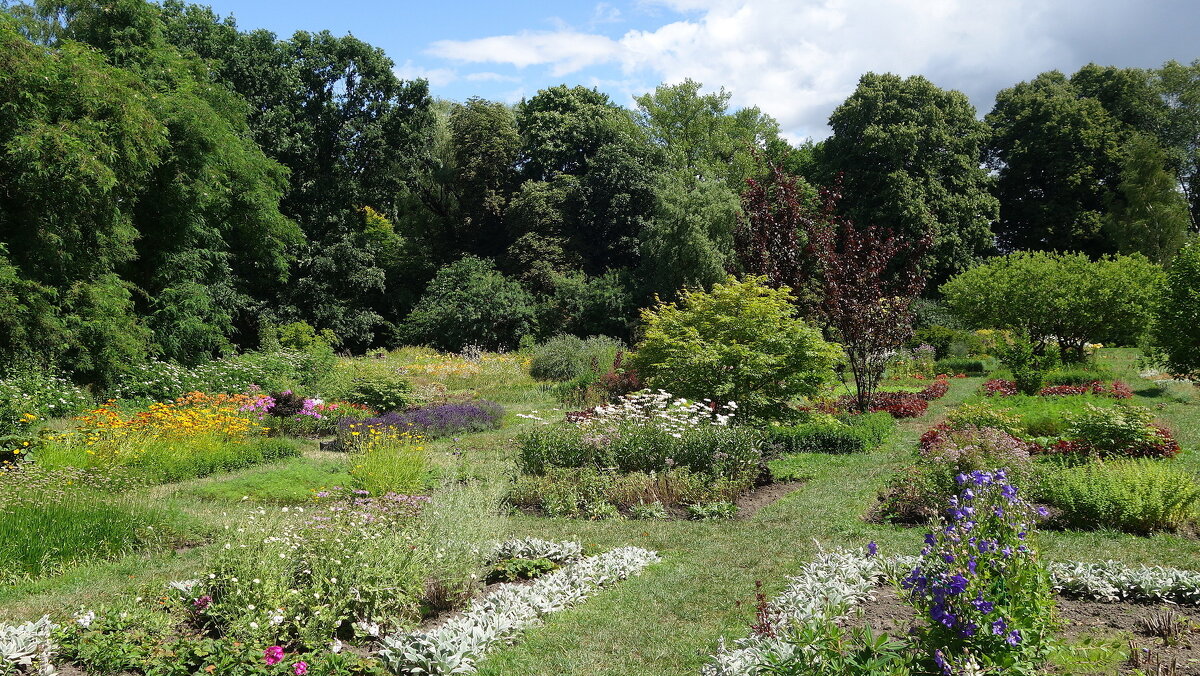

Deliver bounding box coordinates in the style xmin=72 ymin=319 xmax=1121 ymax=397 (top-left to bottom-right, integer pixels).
xmin=379 ymin=545 xmax=659 ymax=674
xmin=984 ymin=379 xmax=1133 ymax=399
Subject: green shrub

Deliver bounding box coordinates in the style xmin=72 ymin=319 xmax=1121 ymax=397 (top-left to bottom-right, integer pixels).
xmin=403 ymin=255 xmax=538 ymax=352
xmin=529 ymin=334 xmax=624 ymax=382
xmin=935 ymin=357 xmax=988 ymax=375
xmin=344 ymin=372 xmax=416 ymax=413
xmin=909 ymin=325 xmax=978 ymax=359
xmin=112 ymin=349 xmax=318 ymax=401
xmin=629 ymin=275 xmax=839 ymax=421
xmin=486 ymin=557 xmax=557 ymax=583
xmin=1067 ymin=403 xmax=1153 ymax=451
xmin=1044 ymin=364 xmax=1115 ymax=386
xmin=997 ymin=333 xmax=1059 ymax=395
xmin=769 ymin=412 xmax=895 ymax=455
xmin=1038 ymin=460 xmax=1200 ymax=533
xmin=509 ymin=466 xmax=724 ymax=516
xmin=1147 ymin=239 xmax=1200 ymax=378
xmin=945 ymin=402 xmax=1022 ymax=437
xmin=686 ymin=501 xmax=737 ymax=520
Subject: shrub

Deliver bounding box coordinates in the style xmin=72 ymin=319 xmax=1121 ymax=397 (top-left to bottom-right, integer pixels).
xmin=111 ymin=349 xmax=320 ymax=401
xmin=509 ymin=466 xmax=719 ymax=516
xmin=880 ymin=426 xmax=1034 ymax=523
xmin=997 ymin=333 xmax=1058 ymax=395
xmin=909 ymin=325 xmax=963 ymax=359
xmin=944 ymin=402 xmax=1022 ymax=437
xmin=1044 ymin=364 xmax=1115 ymax=386
xmin=936 ymin=357 xmax=987 ymax=376
xmin=769 ymin=412 xmax=895 ymax=455
xmin=403 ymin=256 xmax=538 ymax=352
xmin=1147 ymin=238 xmax=1200 ymax=378
xmin=687 ymin=501 xmax=736 ymax=520
xmin=0 ymin=366 xmax=92 ymax=435
xmin=1064 ymin=404 xmax=1180 ymax=459
xmin=941 ymin=250 xmax=1163 ymax=360
xmin=630 ymin=276 xmax=839 ymax=421
xmin=529 ymin=334 xmax=624 ymax=382
xmin=1038 ymin=460 xmax=1200 ymax=533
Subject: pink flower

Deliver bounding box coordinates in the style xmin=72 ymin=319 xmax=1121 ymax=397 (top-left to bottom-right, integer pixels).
xmin=293 ymin=662 xmax=308 ymax=675
xmin=264 ymin=646 xmax=285 ymax=666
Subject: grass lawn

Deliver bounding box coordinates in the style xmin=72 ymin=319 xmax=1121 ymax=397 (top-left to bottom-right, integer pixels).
xmin=2 ymin=348 xmax=1198 ymax=675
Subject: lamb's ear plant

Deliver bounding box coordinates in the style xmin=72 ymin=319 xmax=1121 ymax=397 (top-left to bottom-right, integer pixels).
xmin=0 ymin=615 xmax=56 ymax=675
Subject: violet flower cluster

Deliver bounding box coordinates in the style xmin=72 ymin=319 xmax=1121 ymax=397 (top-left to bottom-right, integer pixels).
xmin=336 ymin=401 xmax=503 ymax=440
xmin=901 ymin=469 xmax=1053 ymax=674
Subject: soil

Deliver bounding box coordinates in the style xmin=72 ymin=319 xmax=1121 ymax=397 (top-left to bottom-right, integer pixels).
xmin=734 ymin=481 xmax=806 ymax=519
xmin=845 ymin=585 xmax=1200 ymax=674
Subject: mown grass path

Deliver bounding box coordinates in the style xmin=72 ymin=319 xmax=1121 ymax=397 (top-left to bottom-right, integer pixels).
xmin=475 ymin=379 xmax=977 ymax=676
xmin=477 ymin=369 xmax=1200 ymax=676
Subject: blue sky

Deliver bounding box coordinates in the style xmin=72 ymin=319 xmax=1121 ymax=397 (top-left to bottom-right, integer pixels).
xmin=198 ymin=0 xmax=1200 ymax=140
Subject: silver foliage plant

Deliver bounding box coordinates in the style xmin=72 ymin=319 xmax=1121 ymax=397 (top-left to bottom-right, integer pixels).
xmin=0 ymin=615 xmax=57 ymax=676
xmin=488 ymin=537 xmax=583 ymax=565
xmin=703 ymin=551 xmax=1200 ymax=676
xmin=379 ymin=545 xmax=659 ymax=674
xmin=1049 ymin=560 xmax=1200 ymax=605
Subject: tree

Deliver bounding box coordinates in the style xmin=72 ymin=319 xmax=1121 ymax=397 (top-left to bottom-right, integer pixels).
xmin=629 ymin=275 xmax=839 ymax=420
xmin=638 ymin=168 xmax=739 ymax=301
xmin=1104 ymin=133 xmax=1190 ymax=264
xmin=1147 ymin=238 xmax=1200 ymax=378
xmin=733 ymin=162 xmax=820 ymax=309
xmin=402 ymin=256 xmax=537 ymax=352
xmin=1156 ymin=60 xmax=1200 ymax=231
xmin=941 ymin=251 xmax=1164 ymax=359
xmin=516 ymin=85 xmax=660 ymax=275
xmin=810 ymin=190 xmax=930 ymax=413
xmin=819 ymin=73 xmax=997 ymax=283
xmin=986 ymin=72 xmax=1124 ymax=255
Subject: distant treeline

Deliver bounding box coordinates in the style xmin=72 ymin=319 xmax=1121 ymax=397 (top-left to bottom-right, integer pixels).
xmin=1 ymin=0 xmax=1197 ymax=385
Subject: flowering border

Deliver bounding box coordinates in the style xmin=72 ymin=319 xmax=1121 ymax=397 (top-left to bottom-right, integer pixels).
xmin=379 ymin=544 xmax=659 ymax=674
xmin=702 ymin=550 xmax=1200 ymax=676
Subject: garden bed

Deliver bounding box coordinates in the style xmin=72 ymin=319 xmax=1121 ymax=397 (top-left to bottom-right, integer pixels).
xmin=847 ymin=585 xmax=1200 ymax=674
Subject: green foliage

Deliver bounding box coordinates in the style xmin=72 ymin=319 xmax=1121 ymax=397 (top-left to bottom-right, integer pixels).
xmin=759 ymin=620 xmax=915 ymax=675
xmin=630 ymin=276 xmax=838 ymax=420
xmin=986 ymin=394 xmax=1118 ymax=440
xmin=529 ymin=334 xmax=624 ymax=382
xmin=1038 ymin=460 xmax=1200 ymax=533
xmin=941 ymin=251 xmax=1163 ymax=356
xmin=997 ymin=333 xmax=1058 ymax=395
xmin=1103 ymin=132 xmax=1190 ymax=264
xmin=0 ymin=365 xmax=91 ymax=435
xmin=935 ymin=358 xmax=988 ymax=376
xmin=1044 ymin=364 xmax=1115 ymax=386
xmin=404 ymin=256 xmax=538 ymax=352
xmin=36 ymin=437 xmax=301 ymax=485
xmin=348 ymin=436 xmax=429 ymax=496
xmin=112 ymin=349 xmax=319 ymax=401
xmin=1065 ymin=403 xmax=1162 ymax=457
xmin=686 ymin=501 xmax=736 ymax=521
xmin=818 ymin=73 xmax=998 ymax=283
xmin=509 ymin=466 xmax=720 ymax=516
xmin=986 ymin=71 xmax=1124 ymax=256
xmin=486 ymin=557 xmax=557 ymax=583
xmin=1147 ymin=238 xmax=1200 ymax=378
xmin=944 ymin=403 xmax=1023 ymax=437
xmin=537 ymin=271 xmax=634 ymax=340
xmin=343 ymin=371 xmax=416 ymax=413
xmin=769 ymin=413 xmax=895 ymax=455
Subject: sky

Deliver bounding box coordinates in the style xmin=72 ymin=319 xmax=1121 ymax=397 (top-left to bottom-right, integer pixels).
xmin=198 ymin=0 xmax=1200 ymax=141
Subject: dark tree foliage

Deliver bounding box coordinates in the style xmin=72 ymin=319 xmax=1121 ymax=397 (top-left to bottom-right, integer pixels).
xmin=734 ymin=162 xmax=820 ymax=310
xmin=818 ymin=73 xmax=997 ymax=284
xmin=811 ymin=188 xmax=931 ymax=413
xmin=403 ymin=256 xmax=537 ymax=352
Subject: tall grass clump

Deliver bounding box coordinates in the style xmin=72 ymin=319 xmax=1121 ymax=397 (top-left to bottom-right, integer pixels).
xmin=0 ymin=464 xmax=197 ymax=581
xmin=529 ymin=335 xmax=624 ymax=382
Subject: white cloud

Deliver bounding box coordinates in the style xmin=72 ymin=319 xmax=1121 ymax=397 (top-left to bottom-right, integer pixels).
xmin=393 ymin=60 xmax=458 ymax=87
xmin=464 ymin=71 xmax=521 ymax=83
xmin=424 ymin=0 xmax=1200 ymax=139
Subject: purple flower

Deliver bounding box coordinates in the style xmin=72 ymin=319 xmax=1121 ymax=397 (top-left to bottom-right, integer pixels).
xmin=947 ymin=574 xmax=969 ymax=594
xmin=1007 ymin=629 xmax=1022 ymax=646
xmin=992 ymin=617 xmax=1008 ymax=635
xmin=866 ymin=541 xmax=878 ymax=558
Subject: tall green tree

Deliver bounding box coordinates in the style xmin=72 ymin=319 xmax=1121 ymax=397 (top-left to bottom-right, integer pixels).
xmin=819 ymin=73 xmax=997 ymax=283
xmin=158 ymin=3 xmax=433 ymax=348
xmin=986 ymin=72 xmax=1124 ymax=255
xmin=0 ymin=12 xmax=169 ymax=384
xmin=516 ymin=85 xmax=660 ymax=275
xmin=1156 ymin=60 xmax=1200 ymax=231
xmin=1104 ymin=133 xmax=1190 ymax=264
